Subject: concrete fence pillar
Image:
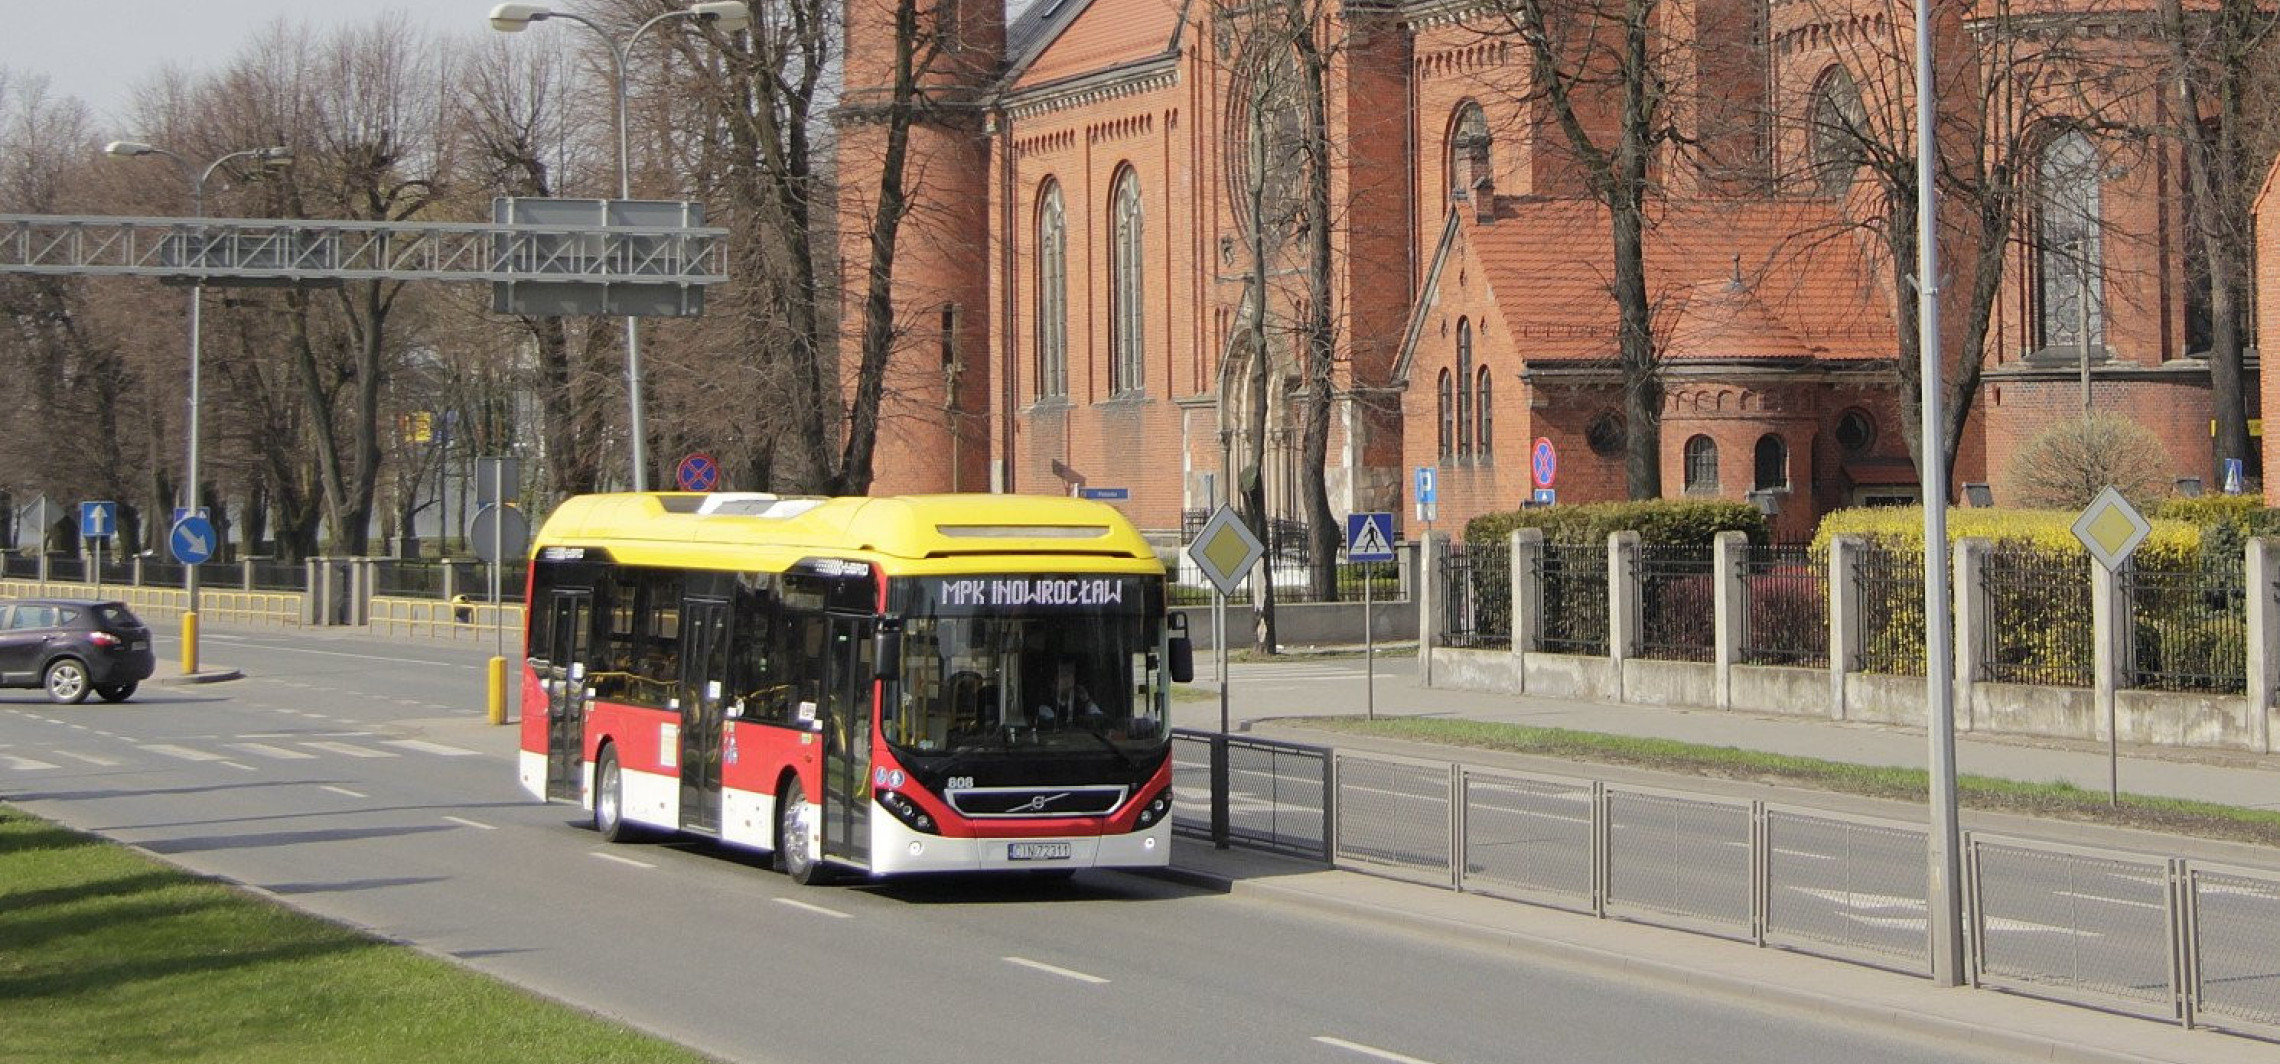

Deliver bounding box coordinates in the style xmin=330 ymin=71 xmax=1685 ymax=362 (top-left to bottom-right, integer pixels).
xmin=1609 ymin=531 xmax=1641 ymax=684
xmin=352 ymin=558 xmax=376 ymax=626
xmin=1828 ymin=536 xmax=1864 ymax=721
xmin=1512 ymin=528 xmax=1544 ymax=692
xmin=443 ymin=561 xmax=463 ymax=604
xmin=304 ymin=559 xmax=323 ymax=624
xmin=2090 ymin=559 xmax=2129 ymax=744
xmin=1953 ymin=539 xmax=1991 ymax=733
xmin=1418 ymin=532 xmax=1446 ymax=685
xmin=241 ymin=557 xmax=256 ymax=592
xmin=1713 ymin=531 xmax=1747 ymax=709
xmin=131 ymin=553 xmax=145 ymax=587
xmin=2248 ymin=538 xmax=2278 ymax=753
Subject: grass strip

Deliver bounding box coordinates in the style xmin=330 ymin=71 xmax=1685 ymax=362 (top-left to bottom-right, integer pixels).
xmin=0 ymin=804 xmax=716 ymax=1064
xmin=1293 ymin=716 xmax=2280 ymax=848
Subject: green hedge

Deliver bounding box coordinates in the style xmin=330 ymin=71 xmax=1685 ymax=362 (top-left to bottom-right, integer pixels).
xmin=1810 ymin=506 xmax=2205 ymax=568
xmin=1465 ymin=499 xmax=1768 ymax=547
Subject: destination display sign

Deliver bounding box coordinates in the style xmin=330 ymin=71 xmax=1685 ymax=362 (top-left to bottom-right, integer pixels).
xmin=914 ymin=575 xmax=1151 ymax=613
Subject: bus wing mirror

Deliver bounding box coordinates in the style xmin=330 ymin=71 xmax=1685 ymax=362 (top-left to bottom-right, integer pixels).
xmin=1168 ymin=638 xmax=1195 ymax=684
xmin=875 ymin=627 xmax=902 ymax=682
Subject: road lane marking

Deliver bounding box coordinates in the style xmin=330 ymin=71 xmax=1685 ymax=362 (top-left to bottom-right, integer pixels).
xmin=233 ymin=743 xmax=317 ymax=760
xmin=2055 ymin=890 xmax=2162 ymax=911
xmin=385 ymin=739 xmax=477 ymax=757
xmin=2 ymin=755 xmax=60 ymax=771
xmin=302 ymin=741 xmax=395 ymax=759
xmin=222 ymin=762 xmax=257 ymax=772
xmin=51 ymin=750 xmax=121 ymax=767
xmin=144 ymin=744 xmax=225 ymax=761
xmin=591 ymin=852 xmax=656 ymax=870
xmin=320 ymin=786 xmax=369 ymax=799
xmin=774 ymin=898 xmax=852 ymax=919
xmin=1003 ymin=957 xmax=1109 ymax=984
xmin=1312 ymin=1036 xmax=1442 ymax=1064
xmin=443 ymin=816 xmax=496 ymax=830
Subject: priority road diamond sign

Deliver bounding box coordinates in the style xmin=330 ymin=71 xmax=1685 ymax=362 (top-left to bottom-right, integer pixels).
xmin=2071 ymin=487 xmax=2151 ymax=571
xmin=1187 ymin=505 xmax=1265 ymax=596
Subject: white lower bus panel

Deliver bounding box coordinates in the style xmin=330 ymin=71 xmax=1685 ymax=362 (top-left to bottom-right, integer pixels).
xmin=866 ymin=808 xmax=1172 ymax=875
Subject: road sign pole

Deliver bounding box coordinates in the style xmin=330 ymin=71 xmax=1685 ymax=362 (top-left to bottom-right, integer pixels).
xmin=1213 ymin=590 xmax=1230 ymax=850
xmin=1365 ymin=563 xmax=1375 ymax=721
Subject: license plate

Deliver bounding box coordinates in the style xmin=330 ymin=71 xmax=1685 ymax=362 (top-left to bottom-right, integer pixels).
xmin=1008 ymin=841 xmax=1071 ymax=861
xmin=129 ymin=641 xmax=147 ymax=651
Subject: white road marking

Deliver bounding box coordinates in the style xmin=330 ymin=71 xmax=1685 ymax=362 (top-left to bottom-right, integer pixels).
xmin=1312 ymin=1036 xmax=1442 ymax=1064
xmin=591 ymin=852 xmax=655 ymax=870
xmin=222 ymin=762 xmax=257 ymax=772
xmin=144 ymin=744 xmax=225 ymax=762
xmin=2055 ymin=890 xmax=2163 ymax=911
xmin=384 ymin=739 xmax=477 ymax=757
xmin=319 ymin=785 xmax=368 ymax=799
xmin=2 ymin=754 xmax=60 ymax=771
xmin=51 ymin=750 xmax=121 ymax=767
xmin=443 ymin=816 xmax=496 ymax=831
xmin=773 ymin=898 xmax=852 ymax=919
xmin=1003 ymin=957 xmax=1109 ymax=984
xmin=232 ymin=743 xmax=316 ymax=760
xmin=301 ymin=741 xmax=395 ymax=759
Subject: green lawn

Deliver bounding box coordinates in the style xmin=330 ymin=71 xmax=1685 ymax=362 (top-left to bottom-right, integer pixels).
xmin=1295 ymin=716 xmax=2280 ymax=848
xmin=0 ymin=805 xmax=717 ymax=1064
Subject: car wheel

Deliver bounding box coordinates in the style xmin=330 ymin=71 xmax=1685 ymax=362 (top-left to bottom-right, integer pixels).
xmin=777 ymin=777 xmax=827 ymax=885
xmin=592 ymin=747 xmax=634 ymax=843
xmin=95 ymin=682 xmax=137 ymax=703
xmin=44 ymin=659 xmax=90 ymax=705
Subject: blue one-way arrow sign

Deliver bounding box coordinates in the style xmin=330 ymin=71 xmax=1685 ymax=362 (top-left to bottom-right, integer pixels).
xmin=171 ymin=515 xmax=216 ymax=565
xmin=80 ymin=501 xmax=118 ymax=540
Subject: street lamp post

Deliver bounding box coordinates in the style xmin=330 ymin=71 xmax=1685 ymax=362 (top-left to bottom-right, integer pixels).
xmin=103 ymin=140 xmax=291 ymax=675
xmin=489 ymin=1 xmax=750 ymax=493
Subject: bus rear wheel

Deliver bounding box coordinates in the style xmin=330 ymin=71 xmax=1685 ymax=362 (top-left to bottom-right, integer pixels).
xmin=593 ymin=747 xmax=634 ymax=843
xmin=777 ymin=778 xmax=827 ymax=885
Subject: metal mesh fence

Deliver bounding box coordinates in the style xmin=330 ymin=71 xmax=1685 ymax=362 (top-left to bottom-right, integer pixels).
xmin=2125 ymin=562 xmax=2247 ymax=694
xmin=247 ymin=559 xmax=306 ymax=592
xmin=1853 ymin=545 xmax=1926 ymax=676
xmin=1333 ymin=754 xmax=1452 ymax=885
xmin=1981 ymin=547 xmax=2092 ymax=687
xmin=1762 ymin=810 xmax=1930 ymax=974
xmin=1458 ymin=770 xmax=1596 ymax=913
xmin=1970 ymin=840 xmax=2174 ymax=1015
xmin=1738 ymin=544 xmax=1827 ymax=668
xmin=0 ymin=553 xmax=34 ymax=578
xmin=1437 ymin=542 xmax=1511 ymax=650
xmin=1634 ymin=544 xmax=1715 ymax=662
xmin=1605 ymin=789 xmax=1753 ymax=939
xmin=1167 ymin=730 xmax=1332 ymax=861
xmin=2190 ymin=869 xmax=2280 ymax=1031
xmin=1540 ymin=542 xmax=1609 ymax=655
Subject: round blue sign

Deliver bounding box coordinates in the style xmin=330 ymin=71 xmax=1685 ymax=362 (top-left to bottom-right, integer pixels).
xmin=675 ymin=453 xmax=721 ymax=492
xmin=170 ymin=515 xmax=217 ymax=565
xmin=1531 ymin=437 xmax=1558 ymax=489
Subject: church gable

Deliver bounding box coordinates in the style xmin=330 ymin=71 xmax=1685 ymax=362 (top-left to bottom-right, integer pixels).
xmin=1008 ymin=0 xmax=1190 ymax=91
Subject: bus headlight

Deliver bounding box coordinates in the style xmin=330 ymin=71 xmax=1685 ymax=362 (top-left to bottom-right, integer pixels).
xmin=876 ymin=789 xmax=941 ymax=835
xmin=1132 ymin=789 xmax=1172 ymax=830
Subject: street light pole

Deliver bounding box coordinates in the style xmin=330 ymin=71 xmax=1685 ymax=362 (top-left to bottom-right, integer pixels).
xmin=103 ymin=141 xmax=290 ymax=675
xmin=490 ymin=1 xmax=750 ymax=493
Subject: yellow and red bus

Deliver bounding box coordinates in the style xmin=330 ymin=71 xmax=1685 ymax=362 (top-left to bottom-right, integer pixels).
xmin=518 ymin=492 xmax=1193 ymax=883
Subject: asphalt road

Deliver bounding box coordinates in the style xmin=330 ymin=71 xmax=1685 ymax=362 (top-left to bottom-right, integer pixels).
xmin=0 ymin=626 xmax=2031 ymax=1064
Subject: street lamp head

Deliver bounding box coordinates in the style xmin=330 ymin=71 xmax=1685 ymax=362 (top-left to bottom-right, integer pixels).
xmin=254 ymin=147 xmax=294 ymax=168
xmin=689 ymin=1 xmax=751 ymax=32
xmin=488 ymin=3 xmax=554 ymax=32
xmin=104 ymin=140 xmax=159 ymax=158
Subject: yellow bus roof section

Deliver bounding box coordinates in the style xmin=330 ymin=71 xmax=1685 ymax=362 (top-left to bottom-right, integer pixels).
xmin=532 ymin=492 xmax=1163 ymax=574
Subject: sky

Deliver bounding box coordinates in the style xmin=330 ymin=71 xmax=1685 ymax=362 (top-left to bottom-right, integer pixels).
xmin=0 ymin=0 xmax=492 ymax=131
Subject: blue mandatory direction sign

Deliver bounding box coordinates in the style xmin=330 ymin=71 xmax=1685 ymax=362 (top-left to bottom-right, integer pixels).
xmin=171 ymin=515 xmax=217 ymax=565
xmin=1345 ymin=512 xmax=1396 ymax=562
xmin=79 ymin=501 xmax=118 ymax=540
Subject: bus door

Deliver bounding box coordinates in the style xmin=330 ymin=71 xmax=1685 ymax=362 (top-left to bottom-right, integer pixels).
xmin=677 ymin=600 xmax=731 ymax=834
xmin=544 ymin=591 xmax=593 ymax=802
xmin=820 ymin=615 xmax=874 ymax=868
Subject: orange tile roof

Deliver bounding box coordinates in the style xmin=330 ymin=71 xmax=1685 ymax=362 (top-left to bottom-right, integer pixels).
xmin=1463 ymin=198 xmax=1898 ymax=364
xmin=1014 ymin=0 xmax=1188 ymax=89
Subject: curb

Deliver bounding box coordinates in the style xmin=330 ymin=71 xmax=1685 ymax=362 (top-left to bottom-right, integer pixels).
xmin=155 ymin=668 xmax=244 ymax=685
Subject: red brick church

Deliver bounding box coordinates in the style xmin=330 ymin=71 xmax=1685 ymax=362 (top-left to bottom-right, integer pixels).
xmin=836 ymin=0 xmax=2250 ymax=541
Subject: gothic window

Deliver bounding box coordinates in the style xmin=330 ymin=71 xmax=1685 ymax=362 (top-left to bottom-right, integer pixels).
xmin=1753 ymin=434 xmax=1789 ymax=491
xmin=1455 ymin=318 xmax=1473 ymax=460
xmin=1437 ymin=370 xmax=1454 ymax=462
xmin=1036 ymin=180 xmax=1067 ymax=400
xmin=1684 ymin=435 xmax=1720 ymax=495
xmin=2035 ymin=129 xmax=2105 ymax=351
xmin=1111 ymin=168 xmax=1146 ymax=394
xmin=1587 ymin=412 xmax=1625 ymax=457
xmin=1835 ymin=409 xmax=1875 ymax=455
xmin=1475 ymin=367 xmax=1494 ymax=459
xmin=1808 ymin=67 xmax=1866 ymax=196
xmin=1450 ymin=102 xmax=1490 ymax=202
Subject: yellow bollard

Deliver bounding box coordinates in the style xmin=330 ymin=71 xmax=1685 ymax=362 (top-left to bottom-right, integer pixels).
xmin=181 ymin=611 xmax=200 ymax=675
xmin=487 ymin=656 xmax=510 ymax=725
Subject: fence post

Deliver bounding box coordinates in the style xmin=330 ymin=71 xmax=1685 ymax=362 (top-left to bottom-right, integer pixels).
xmin=1713 ymin=531 xmax=1746 ymax=709
xmin=1609 ymin=531 xmax=1640 ymax=700
xmin=2248 ymin=537 xmax=2277 ymax=754
xmin=1828 ymin=536 xmax=1862 ymax=721
xmin=1512 ymin=528 xmax=1543 ymax=692
xmin=2090 ymin=558 xmax=2128 ymax=751
xmin=241 ymin=557 xmax=255 ymax=592
xmin=304 ymin=559 xmax=322 ymax=625
xmin=443 ymin=560 xmax=462 ymax=605
xmin=1418 ymin=532 xmax=1445 ymax=686
xmin=131 ymin=551 xmax=144 ymax=588
xmin=1953 ymin=539 xmax=1990 ymax=734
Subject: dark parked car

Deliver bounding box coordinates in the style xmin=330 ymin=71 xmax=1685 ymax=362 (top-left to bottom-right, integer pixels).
xmin=0 ymin=598 xmax=156 ymax=704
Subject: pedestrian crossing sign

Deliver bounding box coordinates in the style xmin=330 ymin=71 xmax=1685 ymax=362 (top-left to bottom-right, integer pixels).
xmin=1345 ymin=512 xmax=1396 ymax=563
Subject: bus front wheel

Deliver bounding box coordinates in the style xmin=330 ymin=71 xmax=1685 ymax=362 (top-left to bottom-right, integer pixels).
xmin=593 ymin=747 xmax=633 ymax=843
xmin=777 ymin=778 xmax=826 ymax=885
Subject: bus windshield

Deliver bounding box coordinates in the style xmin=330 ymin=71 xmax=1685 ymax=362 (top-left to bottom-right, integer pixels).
xmin=883 ymin=575 xmax=1169 ymax=758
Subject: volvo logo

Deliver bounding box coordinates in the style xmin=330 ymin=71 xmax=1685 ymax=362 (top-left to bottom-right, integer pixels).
xmin=1009 ymin=792 xmax=1071 ymax=814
